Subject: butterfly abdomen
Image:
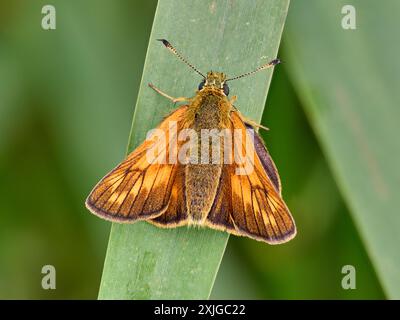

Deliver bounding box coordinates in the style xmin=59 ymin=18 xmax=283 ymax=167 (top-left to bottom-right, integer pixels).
xmin=186 ymin=164 xmax=222 ymax=222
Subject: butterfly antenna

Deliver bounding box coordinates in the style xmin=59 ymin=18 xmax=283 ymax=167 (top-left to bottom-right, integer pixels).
xmin=157 ymin=39 xmax=206 ymax=79
xmin=226 ymin=58 xmax=281 ymax=82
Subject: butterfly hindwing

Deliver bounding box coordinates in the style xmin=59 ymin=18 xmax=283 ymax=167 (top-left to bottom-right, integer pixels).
xmin=245 ymin=123 xmax=281 ymax=194
xmin=148 ymin=163 xmax=188 ymax=227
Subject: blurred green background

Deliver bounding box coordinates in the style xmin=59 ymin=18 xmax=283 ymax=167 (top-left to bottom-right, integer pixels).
xmin=0 ymin=0 xmax=395 ymax=299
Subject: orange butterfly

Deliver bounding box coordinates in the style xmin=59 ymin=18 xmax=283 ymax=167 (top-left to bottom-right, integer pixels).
xmin=86 ymin=39 xmax=296 ymax=244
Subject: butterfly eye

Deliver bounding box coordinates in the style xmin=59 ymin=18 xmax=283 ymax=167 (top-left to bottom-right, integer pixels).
xmin=198 ymin=79 xmax=206 ymax=90
xmin=223 ymin=82 xmax=230 ymax=96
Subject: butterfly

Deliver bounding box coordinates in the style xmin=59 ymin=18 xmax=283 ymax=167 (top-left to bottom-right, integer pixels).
xmin=85 ymin=39 xmax=296 ymax=244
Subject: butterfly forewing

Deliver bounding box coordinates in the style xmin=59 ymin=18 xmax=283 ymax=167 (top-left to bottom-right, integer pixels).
xmin=85 ymin=106 xmax=189 ymax=222
xmin=206 ymin=111 xmax=296 ymax=244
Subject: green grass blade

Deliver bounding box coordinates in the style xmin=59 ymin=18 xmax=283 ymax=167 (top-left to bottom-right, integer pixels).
xmin=98 ymin=0 xmax=290 ymax=299
xmin=285 ymin=0 xmax=400 ymax=298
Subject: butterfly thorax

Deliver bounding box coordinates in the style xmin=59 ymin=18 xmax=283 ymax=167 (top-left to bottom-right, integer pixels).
xmin=192 ymin=89 xmax=230 ymax=128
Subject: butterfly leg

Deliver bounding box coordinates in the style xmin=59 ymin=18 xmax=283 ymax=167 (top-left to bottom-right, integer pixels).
xmin=148 ymin=83 xmax=189 ymax=103
xmin=230 ymin=107 xmax=269 ymax=131
xmin=243 ymin=117 xmax=270 ymax=131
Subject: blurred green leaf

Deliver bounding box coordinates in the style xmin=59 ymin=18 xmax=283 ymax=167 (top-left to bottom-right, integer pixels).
xmin=285 ymin=0 xmax=400 ymax=298
xmin=98 ymin=0 xmax=290 ymax=299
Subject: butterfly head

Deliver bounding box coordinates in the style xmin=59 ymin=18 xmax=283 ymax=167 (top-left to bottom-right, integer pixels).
xmin=198 ymin=71 xmax=230 ymax=96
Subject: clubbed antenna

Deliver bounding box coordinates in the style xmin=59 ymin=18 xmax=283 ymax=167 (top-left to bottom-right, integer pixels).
xmin=226 ymin=58 xmax=281 ymax=82
xmin=157 ymin=39 xmax=206 ymax=78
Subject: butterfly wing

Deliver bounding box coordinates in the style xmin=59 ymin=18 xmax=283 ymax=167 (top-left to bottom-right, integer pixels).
xmin=206 ymin=111 xmax=296 ymax=244
xmin=147 ymin=163 xmax=188 ymax=227
xmin=85 ymin=105 xmax=189 ymax=223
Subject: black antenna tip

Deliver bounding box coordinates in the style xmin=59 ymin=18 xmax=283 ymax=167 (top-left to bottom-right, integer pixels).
xmin=270 ymin=58 xmax=281 ymax=65
xmin=157 ymin=39 xmax=170 ymax=47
